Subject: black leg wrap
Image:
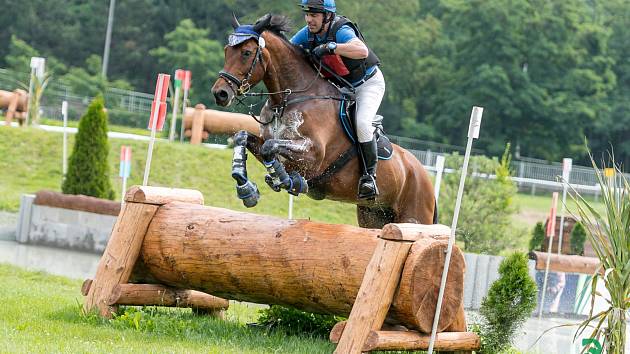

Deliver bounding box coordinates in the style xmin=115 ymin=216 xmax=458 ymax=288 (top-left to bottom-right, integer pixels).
xmin=231 ymin=132 xmax=249 ymax=185
xmin=236 ymin=180 xmax=260 ymax=208
xmin=263 ymin=159 xmax=308 ymax=196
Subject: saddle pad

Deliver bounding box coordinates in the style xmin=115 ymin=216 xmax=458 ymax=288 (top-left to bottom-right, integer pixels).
xmin=339 ymin=100 xmax=394 ymax=160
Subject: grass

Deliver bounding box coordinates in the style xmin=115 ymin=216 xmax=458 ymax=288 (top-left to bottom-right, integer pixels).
xmin=0 ymin=263 xmax=335 ymax=353
xmin=0 ymin=125 xmax=357 ymax=225
xmin=39 ymin=117 xmax=153 ymax=137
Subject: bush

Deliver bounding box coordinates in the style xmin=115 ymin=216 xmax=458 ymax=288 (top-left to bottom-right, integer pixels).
xmin=478 ymin=252 xmax=538 ymax=353
xmin=570 ymin=222 xmax=587 ymax=256
xmin=439 ymin=144 xmax=523 ymax=254
xmin=528 ymin=222 xmax=546 ymax=251
xmin=256 ymin=305 xmax=344 ymax=338
xmin=61 ymin=96 xmax=115 ymax=200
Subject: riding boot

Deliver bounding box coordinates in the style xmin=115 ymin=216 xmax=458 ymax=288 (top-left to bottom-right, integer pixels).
xmin=358 ymin=137 xmax=379 ymax=200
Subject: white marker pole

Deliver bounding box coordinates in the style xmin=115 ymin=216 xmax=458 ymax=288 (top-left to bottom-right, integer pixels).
xmin=434 ymin=155 xmax=446 ymax=204
xmin=557 ymin=158 xmax=572 ymax=255
xmin=288 ymin=195 xmax=294 ymax=219
xmin=428 ymin=106 xmax=483 ymax=354
xmin=539 ymin=192 xmax=559 ymax=319
xmin=61 ymin=101 xmax=68 ymax=180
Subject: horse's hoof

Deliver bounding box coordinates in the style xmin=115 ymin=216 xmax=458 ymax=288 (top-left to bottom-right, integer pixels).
xmin=236 ymin=181 xmax=260 ymax=208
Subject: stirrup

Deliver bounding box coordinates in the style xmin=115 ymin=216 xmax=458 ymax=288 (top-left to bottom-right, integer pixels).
xmin=358 ymin=174 xmax=379 ymax=200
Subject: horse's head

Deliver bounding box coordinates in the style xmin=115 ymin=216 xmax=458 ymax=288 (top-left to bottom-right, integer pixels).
xmin=212 ymin=14 xmax=291 ymax=106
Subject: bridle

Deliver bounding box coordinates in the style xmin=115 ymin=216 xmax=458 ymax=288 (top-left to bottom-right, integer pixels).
xmin=218 ymin=41 xmax=264 ymax=96
xmin=217 ymin=33 xmax=350 ymax=126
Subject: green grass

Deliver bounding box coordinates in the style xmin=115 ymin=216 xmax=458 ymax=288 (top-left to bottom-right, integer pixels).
xmin=0 ymin=125 xmax=357 ymax=225
xmin=39 ymin=117 xmax=153 ymax=137
xmin=0 ymin=263 xmax=334 ymax=353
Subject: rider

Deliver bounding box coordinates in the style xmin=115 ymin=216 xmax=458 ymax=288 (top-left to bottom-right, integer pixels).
xmin=290 ymin=0 xmax=385 ymax=200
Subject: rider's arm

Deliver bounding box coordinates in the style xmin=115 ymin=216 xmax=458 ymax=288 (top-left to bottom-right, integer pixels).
xmin=332 ymin=25 xmax=368 ymax=59
xmin=290 ymin=26 xmax=309 ymax=46
xmin=333 ymin=39 xmax=368 ymax=59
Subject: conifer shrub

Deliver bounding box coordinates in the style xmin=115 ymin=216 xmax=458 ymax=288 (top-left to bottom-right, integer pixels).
xmin=528 ymin=221 xmax=546 ymax=251
xmin=61 ymin=96 xmax=115 ymax=200
xmin=570 ymin=222 xmax=587 ymax=256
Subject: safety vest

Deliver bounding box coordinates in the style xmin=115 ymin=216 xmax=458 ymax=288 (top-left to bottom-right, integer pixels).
xmin=308 ymin=16 xmax=381 ymax=84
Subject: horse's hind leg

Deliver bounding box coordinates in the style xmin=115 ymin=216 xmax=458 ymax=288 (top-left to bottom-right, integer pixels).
xmin=231 ymin=130 xmax=263 ymax=207
xmin=357 ymin=205 xmax=396 ymax=229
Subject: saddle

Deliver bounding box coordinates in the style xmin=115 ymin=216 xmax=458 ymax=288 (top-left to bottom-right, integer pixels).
xmin=339 ymin=89 xmax=393 ymax=160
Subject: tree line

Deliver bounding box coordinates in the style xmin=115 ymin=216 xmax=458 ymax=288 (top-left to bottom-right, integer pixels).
xmin=1 ymin=0 xmax=628 ymax=166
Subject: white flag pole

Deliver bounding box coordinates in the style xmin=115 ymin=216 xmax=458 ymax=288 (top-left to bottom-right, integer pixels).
xmin=428 ymin=107 xmax=483 ymax=354
xmin=557 ymin=158 xmax=572 ymax=255
xmin=61 ymin=101 xmax=68 ymax=180
xmin=434 ymin=155 xmax=446 ymax=204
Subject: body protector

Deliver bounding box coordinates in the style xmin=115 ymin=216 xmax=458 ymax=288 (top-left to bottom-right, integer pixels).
xmin=308 ymin=16 xmax=380 ymax=85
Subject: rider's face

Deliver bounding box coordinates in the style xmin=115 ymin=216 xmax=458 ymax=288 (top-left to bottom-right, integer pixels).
xmin=305 ymin=12 xmax=325 ymax=33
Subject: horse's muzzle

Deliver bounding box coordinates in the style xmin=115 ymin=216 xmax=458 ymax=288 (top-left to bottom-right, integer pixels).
xmin=212 ymin=87 xmax=232 ymax=106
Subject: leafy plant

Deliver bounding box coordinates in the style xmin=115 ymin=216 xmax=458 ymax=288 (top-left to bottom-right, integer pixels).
xmin=478 ymin=252 xmax=538 ymax=353
xmin=570 ymin=222 xmax=587 ymax=256
xmin=257 ymin=305 xmax=344 ymax=338
xmin=529 ymin=221 xmax=546 ymax=252
xmin=570 ymin=154 xmax=629 ymax=354
xmin=440 ymin=144 xmax=524 ymax=254
xmin=61 ymin=96 xmax=115 ymax=200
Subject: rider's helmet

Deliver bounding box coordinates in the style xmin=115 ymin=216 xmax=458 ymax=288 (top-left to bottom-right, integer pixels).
xmin=299 ymin=0 xmax=336 ymax=13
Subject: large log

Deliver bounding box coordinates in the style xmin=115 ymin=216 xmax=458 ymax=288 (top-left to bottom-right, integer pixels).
xmin=132 ymin=202 xmax=465 ymax=331
xmin=363 ymin=330 xmax=480 ymax=352
xmin=529 ymin=251 xmax=601 ymax=275
xmin=183 ymin=104 xmax=260 ymax=136
xmin=108 ymin=283 xmax=229 ymax=310
xmin=34 ymin=190 xmax=121 ymax=216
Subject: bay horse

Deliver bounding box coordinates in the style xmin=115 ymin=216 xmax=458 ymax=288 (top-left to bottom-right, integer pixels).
xmin=211 ymin=14 xmax=435 ymax=228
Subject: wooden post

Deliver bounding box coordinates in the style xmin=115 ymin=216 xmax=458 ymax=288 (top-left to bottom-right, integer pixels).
xmin=334 ymin=224 xmax=417 ymax=354
xmin=83 ymin=186 xmax=204 ymax=317
xmin=190 ymin=104 xmax=205 ymax=145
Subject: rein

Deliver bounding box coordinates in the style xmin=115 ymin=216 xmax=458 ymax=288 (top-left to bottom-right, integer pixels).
xmin=218 ymin=36 xmax=352 ymax=126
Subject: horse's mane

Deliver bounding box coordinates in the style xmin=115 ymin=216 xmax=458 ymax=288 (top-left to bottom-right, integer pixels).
xmin=253 ymin=14 xmax=292 ymax=41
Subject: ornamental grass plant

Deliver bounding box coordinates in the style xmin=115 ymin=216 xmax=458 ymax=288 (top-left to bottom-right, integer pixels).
xmin=570 ymin=155 xmax=629 ymax=354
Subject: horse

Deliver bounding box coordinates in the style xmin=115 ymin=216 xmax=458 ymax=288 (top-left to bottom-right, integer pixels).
xmin=211 ymin=14 xmax=436 ymax=229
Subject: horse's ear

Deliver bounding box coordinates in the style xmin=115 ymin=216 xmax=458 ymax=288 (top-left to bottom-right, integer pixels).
xmin=253 ymin=13 xmax=272 ymax=33
xmin=231 ymin=12 xmax=240 ymax=29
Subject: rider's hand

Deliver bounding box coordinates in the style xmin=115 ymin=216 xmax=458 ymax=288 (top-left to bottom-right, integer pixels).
xmin=312 ymin=43 xmax=335 ymax=59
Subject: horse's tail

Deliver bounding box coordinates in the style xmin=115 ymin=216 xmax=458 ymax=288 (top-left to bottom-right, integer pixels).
xmin=432 ymin=198 xmax=439 ymax=224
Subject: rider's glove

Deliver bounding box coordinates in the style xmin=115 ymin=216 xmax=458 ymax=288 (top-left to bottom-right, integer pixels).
xmin=312 ymin=42 xmax=336 ymax=59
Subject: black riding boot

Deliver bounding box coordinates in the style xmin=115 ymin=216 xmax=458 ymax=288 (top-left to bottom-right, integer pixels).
xmin=358 ymin=137 xmax=379 ymax=200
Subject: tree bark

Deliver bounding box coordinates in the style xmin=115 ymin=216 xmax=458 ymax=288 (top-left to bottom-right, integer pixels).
xmin=132 ymin=202 xmax=465 ymax=331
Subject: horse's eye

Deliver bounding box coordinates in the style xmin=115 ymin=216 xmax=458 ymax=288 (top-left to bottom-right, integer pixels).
xmin=243 ymin=50 xmax=252 ymax=58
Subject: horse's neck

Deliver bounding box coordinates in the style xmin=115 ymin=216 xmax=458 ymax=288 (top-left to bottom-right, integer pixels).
xmin=262 ymin=33 xmax=333 ymax=106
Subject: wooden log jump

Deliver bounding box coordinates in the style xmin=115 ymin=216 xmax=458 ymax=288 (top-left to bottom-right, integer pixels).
xmin=0 ymin=89 xmax=29 ymax=125
xmin=83 ymin=186 xmax=478 ymax=353
xmin=183 ymin=104 xmax=260 ymax=144
xmin=529 ymin=251 xmax=601 ymax=275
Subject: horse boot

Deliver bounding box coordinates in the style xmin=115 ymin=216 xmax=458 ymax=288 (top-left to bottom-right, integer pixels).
xmin=357 ymin=136 xmax=379 ymax=200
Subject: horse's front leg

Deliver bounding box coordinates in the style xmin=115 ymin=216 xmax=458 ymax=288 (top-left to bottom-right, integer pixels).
xmin=261 ymin=139 xmax=310 ymax=196
xmin=231 ymin=130 xmax=263 ymax=207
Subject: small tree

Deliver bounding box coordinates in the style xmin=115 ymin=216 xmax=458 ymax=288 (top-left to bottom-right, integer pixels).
xmin=478 ymin=252 xmax=538 ymax=353
xmin=529 ymin=222 xmax=546 ymax=251
xmin=570 ymin=222 xmax=587 ymax=256
xmin=62 ymin=96 xmax=115 ymax=200
xmin=440 ymin=144 xmax=523 ymax=254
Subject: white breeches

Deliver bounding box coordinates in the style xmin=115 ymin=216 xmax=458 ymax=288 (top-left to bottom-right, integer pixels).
xmin=354 ymin=68 xmax=385 ymax=143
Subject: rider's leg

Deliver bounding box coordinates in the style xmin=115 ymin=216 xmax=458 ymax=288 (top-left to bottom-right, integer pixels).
xmin=354 ymin=68 xmax=386 ymax=199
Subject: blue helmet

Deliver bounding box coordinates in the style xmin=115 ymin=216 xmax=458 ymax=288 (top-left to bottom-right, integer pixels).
xmin=300 ymin=0 xmax=336 ymax=13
